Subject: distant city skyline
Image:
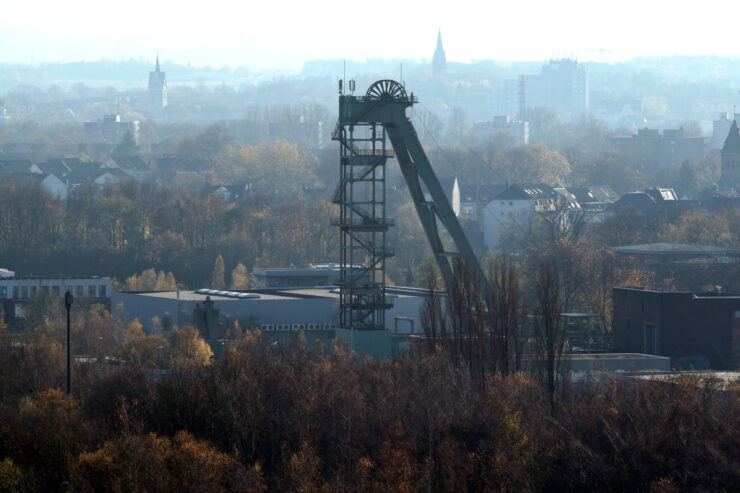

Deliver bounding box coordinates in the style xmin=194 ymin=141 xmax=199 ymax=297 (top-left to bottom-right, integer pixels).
xmin=2 ymin=0 xmax=738 ymax=70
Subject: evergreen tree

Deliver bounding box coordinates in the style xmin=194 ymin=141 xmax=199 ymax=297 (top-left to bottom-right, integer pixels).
xmin=211 ymin=255 xmax=225 ymax=290
xmin=112 ymin=129 xmax=138 ymax=161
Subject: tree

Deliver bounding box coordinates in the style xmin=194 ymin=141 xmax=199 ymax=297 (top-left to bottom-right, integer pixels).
xmin=278 ymin=441 xmax=324 ymax=492
xmin=125 ymin=269 xmax=177 ymax=291
xmin=112 ymin=129 xmax=139 ymax=160
xmin=539 ymin=194 xmax=587 ymax=245
xmin=175 ymin=124 xmax=232 ymax=172
xmin=420 ymin=271 xmax=446 ymax=352
xmin=501 ymin=143 xmax=570 ymax=185
xmin=487 ymin=255 xmax=524 ymax=376
xmin=120 ymin=332 xmax=171 ymax=369
xmin=532 ymin=258 xmax=566 ymax=413
xmin=230 ymin=262 xmax=253 ymax=289
xmin=172 ymin=327 xmax=213 ymax=366
xmin=0 ymin=458 xmax=22 ymax=492
xmin=570 ymin=151 xmax=645 ymax=195
xmin=412 ymin=254 xmax=441 ymax=288
xmin=211 ymin=254 xmax=225 ymax=290
xmin=76 ymin=430 xmax=265 ymax=492
xmin=9 ymin=389 xmax=94 ymax=491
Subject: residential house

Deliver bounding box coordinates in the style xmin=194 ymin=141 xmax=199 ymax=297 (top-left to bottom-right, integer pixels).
xmin=699 ymin=187 xmax=740 ymax=211
xmin=202 ymin=183 xmax=253 ymax=203
xmin=459 ymin=183 xmax=506 ymax=221
xmin=568 ymin=185 xmax=619 ymax=221
xmin=106 ymin=156 xmax=152 ymax=182
xmin=608 ymin=187 xmax=696 ymax=216
xmin=483 ymin=183 xmax=557 ymax=250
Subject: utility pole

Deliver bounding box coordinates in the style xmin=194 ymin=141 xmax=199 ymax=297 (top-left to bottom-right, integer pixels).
xmin=64 ymin=291 xmax=73 ymax=394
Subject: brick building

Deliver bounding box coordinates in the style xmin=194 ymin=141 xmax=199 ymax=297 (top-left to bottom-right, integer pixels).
xmin=613 ymin=287 xmax=740 ymax=369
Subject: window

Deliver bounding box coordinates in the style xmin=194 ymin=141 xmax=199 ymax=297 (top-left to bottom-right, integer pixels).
xmin=12 ymin=286 xmax=19 ymax=299
xmin=88 ymin=286 xmax=96 ymax=298
xmin=52 ymin=286 xmax=60 ymax=296
xmin=98 ymin=285 xmax=107 ymax=297
xmin=41 ymin=286 xmax=50 ymax=296
xmin=20 ymin=286 xmax=28 ymax=299
xmin=0 ymin=287 xmax=6 ymax=299
xmin=30 ymin=286 xmax=37 ymax=297
xmin=75 ymin=285 xmax=83 ymax=297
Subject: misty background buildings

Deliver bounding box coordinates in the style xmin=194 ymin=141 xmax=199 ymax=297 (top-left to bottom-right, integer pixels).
xmin=3 ymin=0 xmax=740 ymax=487
xmin=1 ymin=32 xmax=740 ymax=365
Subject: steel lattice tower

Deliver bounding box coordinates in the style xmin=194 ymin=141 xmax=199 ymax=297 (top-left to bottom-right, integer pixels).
xmin=333 ymin=80 xmax=490 ymax=333
xmin=332 ymin=83 xmax=396 ymax=330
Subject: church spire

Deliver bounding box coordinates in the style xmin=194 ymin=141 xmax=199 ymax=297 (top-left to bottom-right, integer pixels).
xmin=149 ymin=52 xmax=167 ymax=112
xmin=432 ymin=29 xmax=446 ymax=75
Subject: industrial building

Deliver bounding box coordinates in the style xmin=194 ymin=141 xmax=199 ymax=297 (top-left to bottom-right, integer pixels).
xmin=609 ymin=242 xmax=740 ymax=266
xmin=610 ymin=127 xmax=706 ymax=167
xmin=252 ymin=263 xmax=366 ymax=288
xmin=113 ymin=286 xmax=429 ymax=355
xmin=0 ymin=274 xmax=111 ymax=323
xmin=613 ymin=287 xmax=740 ymax=369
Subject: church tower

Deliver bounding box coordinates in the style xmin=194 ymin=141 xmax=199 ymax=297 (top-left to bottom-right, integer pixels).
xmin=148 ymin=54 xmax=167 ymax=114
xmin=432 ymin=29 xmax=447 ymax=75
xmin=720 ymin=119 xmax=740 ymax=190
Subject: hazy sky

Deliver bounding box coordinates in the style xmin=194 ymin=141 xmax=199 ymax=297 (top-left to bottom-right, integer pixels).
xmin=1 ymin=0 xmax=737 ymax=70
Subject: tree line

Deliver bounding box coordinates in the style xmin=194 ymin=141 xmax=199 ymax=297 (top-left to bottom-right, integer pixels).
xmin=0 ymin=317 xmax=738 ymax=491
xmin=0 ymin=180 xmax=339 ymax=289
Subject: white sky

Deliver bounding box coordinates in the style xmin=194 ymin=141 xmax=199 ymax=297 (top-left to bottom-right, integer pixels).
xmin=1 ymin=0 xmax=738 ymax=70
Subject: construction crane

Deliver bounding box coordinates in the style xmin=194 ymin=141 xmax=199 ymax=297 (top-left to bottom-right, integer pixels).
xmin=333 ymin=79 xmax=490 ymax=331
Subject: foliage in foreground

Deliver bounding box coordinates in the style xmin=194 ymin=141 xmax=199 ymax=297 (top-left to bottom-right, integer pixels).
xmin=0 ymin=331 xmax=738 ymax=491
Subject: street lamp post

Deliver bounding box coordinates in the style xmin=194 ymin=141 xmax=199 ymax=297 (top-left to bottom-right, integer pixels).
xmin=64 ymin=291 xmax=73 ymax=394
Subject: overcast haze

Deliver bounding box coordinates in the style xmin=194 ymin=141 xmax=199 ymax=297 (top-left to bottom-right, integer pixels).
xmin=2 ymin=0 xmax=738 ymax=69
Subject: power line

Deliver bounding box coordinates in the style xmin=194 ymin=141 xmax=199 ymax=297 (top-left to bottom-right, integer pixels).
xmin=411 ymin=102 xmax=499 ymax=179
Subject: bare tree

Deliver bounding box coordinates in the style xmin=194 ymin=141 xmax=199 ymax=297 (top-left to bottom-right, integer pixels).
xmin=540 ymin=193 xmax=587 ymax=245
xmin=420 ymin=270 xmax=446 ymax=354
xmin=533 ymin=257 xmax=567 ymax=413
xmin=420 ymin=255 xmax=529 ymax=384
xmin=487 ymin=255 xmax=524 ymax=377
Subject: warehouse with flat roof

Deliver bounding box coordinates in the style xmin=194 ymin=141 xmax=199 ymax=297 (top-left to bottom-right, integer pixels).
xmin=113 ymin=286 xmax=428 ymax=337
